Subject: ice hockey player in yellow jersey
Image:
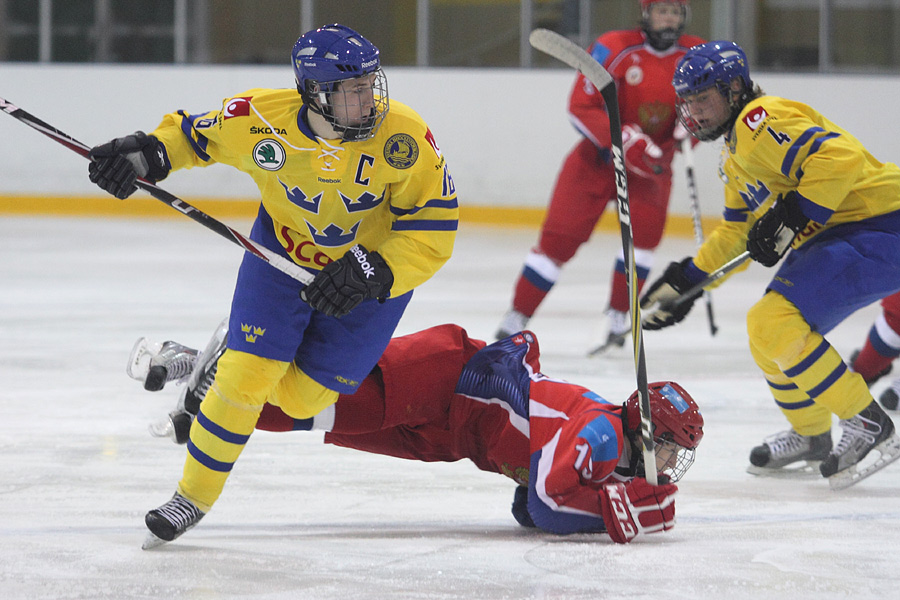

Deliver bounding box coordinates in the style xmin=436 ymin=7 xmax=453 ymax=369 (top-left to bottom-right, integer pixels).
xmin=639 ymin=40 xmax=900 ymax=490
xmin=86 ymin=24 xmax=458 ymax=547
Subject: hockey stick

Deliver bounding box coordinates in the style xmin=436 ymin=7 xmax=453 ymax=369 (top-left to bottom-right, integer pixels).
xmin=665 ymin=251 xmax=750 ymax=310
xmin=529 ymin=28 xmax=657 ymax=485
xmin=0 ymin=96 xmax=314 ymax=286
xmin=682 ymin=140 xmax=718 ymax=336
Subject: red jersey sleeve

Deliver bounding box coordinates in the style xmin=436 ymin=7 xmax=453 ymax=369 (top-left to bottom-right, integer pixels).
xmin=525 ymin=379 xmax=627 ymax=534
xmin=566 ymin=31 xmax=625 ymax=150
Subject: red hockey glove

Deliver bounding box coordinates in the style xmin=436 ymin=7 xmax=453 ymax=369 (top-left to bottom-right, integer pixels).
xmin=622 ymin=124 xmax=664 ymax=178
xmin=598 ymin=477 xmax=678 ymax=544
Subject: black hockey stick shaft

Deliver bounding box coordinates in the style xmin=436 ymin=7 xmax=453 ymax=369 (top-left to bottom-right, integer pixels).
xmin=668 ymin=251 xmax=750 ymax=309
xmin=0 ymin=95 xmax=314 ymax=285
xmin=682 ymin=140 xmax=718 ymax=336
xmin=529 ymin=29 xmax=657 ymax=485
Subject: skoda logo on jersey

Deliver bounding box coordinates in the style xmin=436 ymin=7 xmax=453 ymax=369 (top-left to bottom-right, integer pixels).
xmin=384 ymin=133 xmax=419 ymax=169
xmin=253 ymin=139 xmax=286 ymax=171
xmin=625 ymin=65 xmax=643 ymax=86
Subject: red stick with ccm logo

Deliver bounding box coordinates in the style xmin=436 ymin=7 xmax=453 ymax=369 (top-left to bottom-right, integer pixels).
xmin=0 ymin=95 xmax=314 ymax=286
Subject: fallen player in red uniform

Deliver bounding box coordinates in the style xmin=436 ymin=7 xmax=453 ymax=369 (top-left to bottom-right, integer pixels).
xmin=129 ymin=323 xmax=703 ymax=544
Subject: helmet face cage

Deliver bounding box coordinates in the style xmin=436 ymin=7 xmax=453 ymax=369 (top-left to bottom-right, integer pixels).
xmin=626 ymin=381 xmax=703 ymax=482
xmin=653 ymin=432 xmax=696 ymax=482
xmin=305 ymin=70 xmax=389 ymax=142
xmin=673 ymin=41 xmax=752 ymax=141
xmin=292 ymin=24 xmax=389 ymax=141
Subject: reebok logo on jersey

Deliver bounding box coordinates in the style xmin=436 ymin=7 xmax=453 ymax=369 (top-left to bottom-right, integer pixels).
xmin=351 ymin=244 xmax=376 ymax=278
xmin=743 ymin=106 xmax=768 ymax=131
xmin=223 ymin=97 xmax=252 ymax=119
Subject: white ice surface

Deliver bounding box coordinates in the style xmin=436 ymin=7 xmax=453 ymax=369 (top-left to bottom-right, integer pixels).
xmin=2 ymin=216 xmax=899 ymax=599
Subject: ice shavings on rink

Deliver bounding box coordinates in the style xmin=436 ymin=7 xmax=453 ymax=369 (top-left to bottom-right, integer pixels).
xmin=2 ymin=217 xmax=899 ymax=599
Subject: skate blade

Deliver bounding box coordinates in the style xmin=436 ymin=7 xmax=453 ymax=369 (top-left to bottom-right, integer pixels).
xmin=149 ymin=411 xmax=193 ymax=445
xmin=827 ymin=433 xmax=900 ymax=491
xmin=148 ymin=417 xmax=176 ymax=440
xmin=141 ymin=531 xmax=168 ymax=550
xmin=746 ymin=461 xmax=823 ymax=479
xmin=587 ymin=338 xmax=627 ymax=356
xmin=126 ymin=337 xmax=162 ymax=382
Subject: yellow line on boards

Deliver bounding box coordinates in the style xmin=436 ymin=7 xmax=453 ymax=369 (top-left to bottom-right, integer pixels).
xmin=0 ymin=194 xmax=713 ymax=237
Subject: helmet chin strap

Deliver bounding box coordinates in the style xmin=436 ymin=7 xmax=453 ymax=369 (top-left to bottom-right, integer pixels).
xmin=621 ymin=408 xmax=647 ymax=478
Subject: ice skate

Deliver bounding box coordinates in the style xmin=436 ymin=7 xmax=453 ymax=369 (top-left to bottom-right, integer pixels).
xmin=746 ymin=429 xmax=832 ymax=478
xmin=495 ymin=309 xmax=529 ymax=341
xmin=142 ymin=492 xmax=205 ymax=549
xmin=148 ymin=320 xmax=228 ymax=445
xmin=820 ymin=401 xmax=900 ymax=490
xmin=879 ymin=379 xmax=900 ymax=411
xmin=588 ymin=309 xmax=630 ymax=356
xmin=126 ymin=338 xmax=198 ymax=391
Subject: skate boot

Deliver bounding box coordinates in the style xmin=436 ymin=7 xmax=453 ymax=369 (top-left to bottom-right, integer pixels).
xmin=148 ymin=320 xmax=228 ymax=444
xmin=495 ymin=309 xmax=530 ymax=340
xmin=588 ymin=309 xmax=630 ymax=356
xmin=127 ymin=338 xmax=198 ymax=391
xmin=746 ymin=429 xmax=832 ymax=477
xmin=820 ymin=400 xmax=900 ymax=490
xmin=143 ymin=492 xmax=205 ymax=549
xmin=879 ymin=379 xmax=900 ymax=411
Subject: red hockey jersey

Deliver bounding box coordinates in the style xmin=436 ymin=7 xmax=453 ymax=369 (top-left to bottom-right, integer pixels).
xmin=569 ymin=29 xmax=705 ymax=163
xmin=319 ymin=325 xmax=634 ymax=534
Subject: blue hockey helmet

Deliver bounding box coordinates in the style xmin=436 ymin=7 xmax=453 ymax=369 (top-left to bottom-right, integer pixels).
xmin=672 ymin=41 xmax=754 ymax=140
xmin=291 ymin=24 xmax=388 ymax=141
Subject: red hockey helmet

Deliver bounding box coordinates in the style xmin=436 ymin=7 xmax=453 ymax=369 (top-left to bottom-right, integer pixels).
xmin=625 ymin=381 xmax=704 ymax=481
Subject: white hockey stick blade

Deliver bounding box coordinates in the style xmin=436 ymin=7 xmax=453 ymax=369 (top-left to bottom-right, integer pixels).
xmin=827 ymin=432 xmax=900 ymax=491
xmin=529 ymin=29 xmax=613 ymax=91
xmin=126 ymin=337 xmax=163 ymax=382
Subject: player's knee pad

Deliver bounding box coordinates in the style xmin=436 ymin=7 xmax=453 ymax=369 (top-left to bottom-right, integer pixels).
xmin=746 ymin=292 xmax=810 ymax=366
xmin=213 ymin=349 xmax=291 ymax=409
xmin=536 ymin=232 xmax=581 ymax=264
xmin=269 ymin=364 xmax=340 ymax=419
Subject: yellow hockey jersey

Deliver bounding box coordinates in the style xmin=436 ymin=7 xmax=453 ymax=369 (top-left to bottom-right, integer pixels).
xmin=695 ymin=95 xmax=900 ymax=276
xmin=150 ymin=88 xmax=458 ymax=297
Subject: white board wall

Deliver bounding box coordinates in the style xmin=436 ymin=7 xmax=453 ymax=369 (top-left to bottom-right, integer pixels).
xmin=1 ymin=63 xmax=897 ymax=218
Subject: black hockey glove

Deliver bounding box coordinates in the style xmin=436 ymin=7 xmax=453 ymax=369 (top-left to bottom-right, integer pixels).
xmin=301 ymin=244 xmax=394 ymax=318
xmin=88 ymin=131 xmax=170 ymax=199
xmin=746 ymin=191 xmax=810 ymax=267
xmin=511 ymin=485 xmax=536 ymax=528
xmin=639 ymin=257 xmax=702 ymax=330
